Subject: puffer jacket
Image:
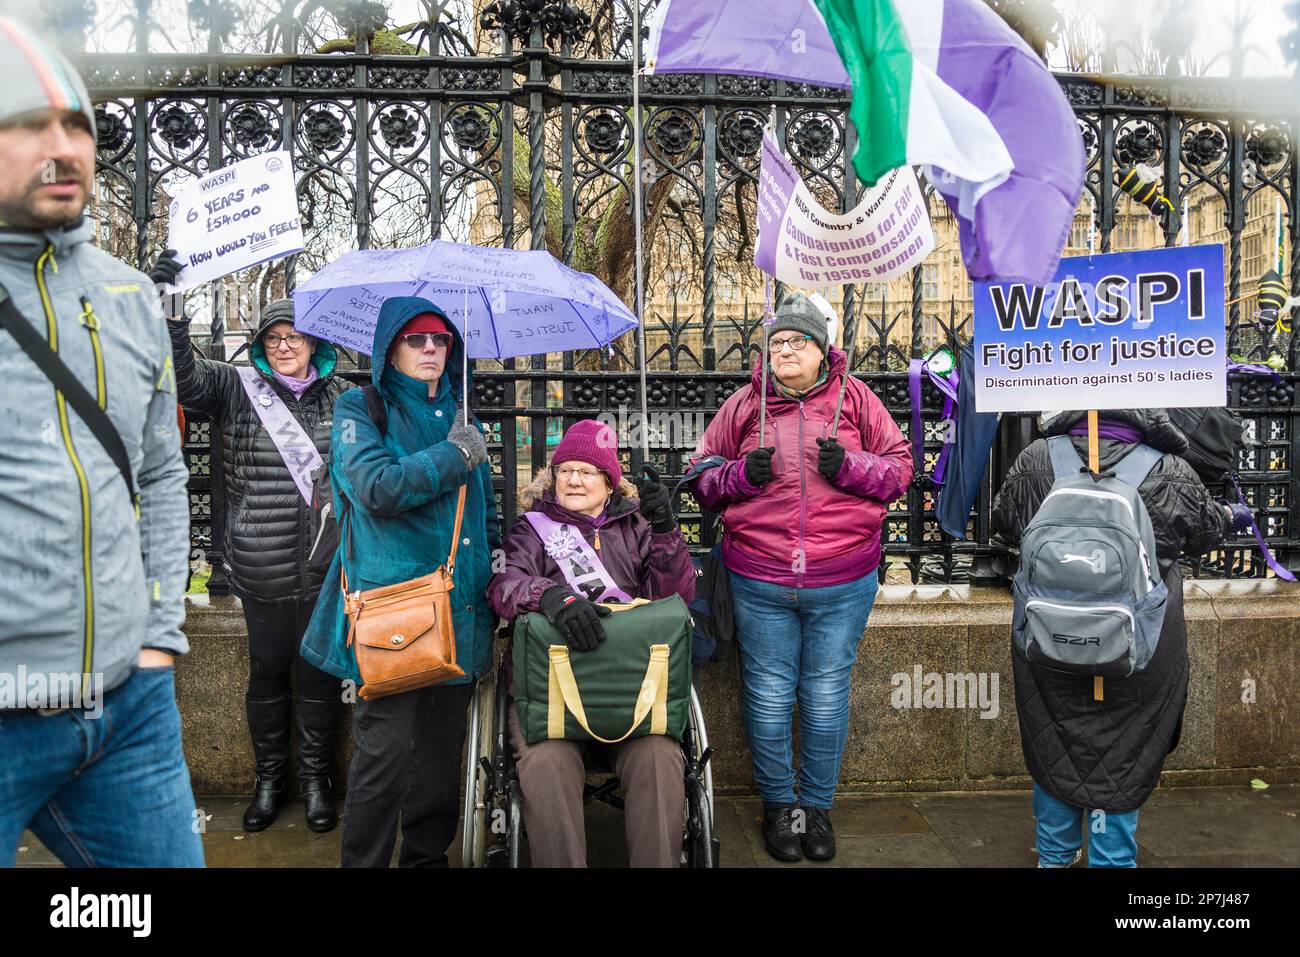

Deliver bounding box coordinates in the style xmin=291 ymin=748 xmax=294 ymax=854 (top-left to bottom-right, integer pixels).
xmin=0 ymin=218 xmax=191 ymax=700
xmin=300 ymin=295 xmax=499 ymax=688
xmin=168 ymin=302 xmax=351 ymax=601
xmin=992 ymin=408 xmax=1229 ymax=812
xmin=689 ymin=346 xmax=912 ymax=587
xmin=488 ymin=471 xmax=697 ymax=621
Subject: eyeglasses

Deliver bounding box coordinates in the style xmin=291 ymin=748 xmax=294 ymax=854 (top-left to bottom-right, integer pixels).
xmin=263 ymin=333 xmax=307 ymax=349
xmin=769 ymin=334 xmax=813 ymax=352
xmin=554 ymin=466 xmax=603 ymax=483
xmin=400 ymin=333 xmax=453 ymax=350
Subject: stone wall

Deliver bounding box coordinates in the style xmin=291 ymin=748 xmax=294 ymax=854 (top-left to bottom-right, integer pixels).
xmin=178 ymin=580 xmax=1300 ymax=795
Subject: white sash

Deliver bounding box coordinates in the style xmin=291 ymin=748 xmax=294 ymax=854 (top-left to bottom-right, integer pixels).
xmin=236 ymin=366 xmax=323 ymax=504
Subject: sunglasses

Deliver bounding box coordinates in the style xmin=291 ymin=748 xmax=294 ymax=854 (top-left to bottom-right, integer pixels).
xmin=400 ymin=333 xmax=453 ymax=350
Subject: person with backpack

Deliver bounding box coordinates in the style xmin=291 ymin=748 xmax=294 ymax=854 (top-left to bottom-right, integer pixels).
xmin=992 ymin=408 xmax=1247 ymax=867
xmin=0 ymin=18 xmax=201 ymax=866
xmin=152 ymin=267 xmax=353 ymax=834
xmin=688 ymin=293 xmax=913 ymax=862
xmin=300 ymin=296 xmax=497 ymax=867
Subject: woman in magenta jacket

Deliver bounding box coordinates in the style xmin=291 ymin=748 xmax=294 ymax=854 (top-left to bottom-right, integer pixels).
xmin=689 ymin=294 xmax=912 ymax=863
xmin=488 ymin=419 xmax=696 ymax=867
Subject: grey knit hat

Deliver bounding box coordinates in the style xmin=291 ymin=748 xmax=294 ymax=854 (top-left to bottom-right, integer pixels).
xmin=0 ymin=17 xmax=97 ymax=143
xmin=769 ymin=293 xmax=830 ymax=355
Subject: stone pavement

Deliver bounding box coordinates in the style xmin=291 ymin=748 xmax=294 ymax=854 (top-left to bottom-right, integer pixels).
xmin=15 ymin=785 xmax=1300 ymax=867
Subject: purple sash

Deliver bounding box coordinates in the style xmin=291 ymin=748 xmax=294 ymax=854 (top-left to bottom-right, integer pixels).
xmin=524 ymin=511 xmax=635 ymax=603
xmin=237 ymin=366 xmax=323 ymax=504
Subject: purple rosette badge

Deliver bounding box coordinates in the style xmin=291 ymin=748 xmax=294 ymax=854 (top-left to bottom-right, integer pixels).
xmin=543 ymin=525 xmax=580 ymax=562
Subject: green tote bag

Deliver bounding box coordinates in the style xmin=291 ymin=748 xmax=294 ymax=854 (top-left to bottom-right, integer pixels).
xmin=513 ymin=595 xmax=693 ymax=746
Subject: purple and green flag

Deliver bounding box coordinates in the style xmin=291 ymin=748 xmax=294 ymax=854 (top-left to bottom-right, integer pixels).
xmin=647 ymin=0 xmax=1085 ymax=288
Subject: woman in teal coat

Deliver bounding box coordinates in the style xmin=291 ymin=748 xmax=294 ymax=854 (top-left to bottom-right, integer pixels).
xmin=302 ymin=295 xmax=498 ymax=867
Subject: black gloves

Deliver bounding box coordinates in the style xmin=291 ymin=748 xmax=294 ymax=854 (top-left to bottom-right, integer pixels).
xmin=539 ymin=586 xmax=611 ymax=652
xmin=636 ymin=475 xmax=674 ymax=533
xmin=149 ymin=249 xmax=185 ymax=320
xmin=816 ymin=437 xmax=846 ymax=481
xmin=744 ymin=447 xmax=775 ymax=486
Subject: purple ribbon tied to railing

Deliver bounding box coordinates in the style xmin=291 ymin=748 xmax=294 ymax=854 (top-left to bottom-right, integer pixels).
xmin=908 ymin=358 xmax=959 ymax=488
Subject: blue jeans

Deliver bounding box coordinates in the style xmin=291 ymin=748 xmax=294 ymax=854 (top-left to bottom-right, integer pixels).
xmin=0 ymin=666 xmax=205 ymax=867
xmin=730 ymin=570 xmax=879 ymax=809
xmin=1033 ymin=782 xmax=1139 ymax=868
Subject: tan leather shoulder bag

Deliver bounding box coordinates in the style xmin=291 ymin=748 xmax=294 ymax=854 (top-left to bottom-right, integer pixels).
xmin=341 ymin=485 xmax=467 ymax=700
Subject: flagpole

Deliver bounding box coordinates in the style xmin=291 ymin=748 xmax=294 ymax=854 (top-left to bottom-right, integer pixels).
xmin=632 ymin=0 xmax=650 ymax=466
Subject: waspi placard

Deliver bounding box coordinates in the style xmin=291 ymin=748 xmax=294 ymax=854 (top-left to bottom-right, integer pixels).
xmin=973 ymin=245 xmax=1225 ymax=413
xmin=166 ymin=150 xmax=304 ymax=292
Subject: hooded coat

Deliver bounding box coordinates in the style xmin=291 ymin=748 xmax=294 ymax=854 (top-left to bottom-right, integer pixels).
xmin=992 ymin=408 xmax=1228 ymax=812
xmin=300 ymin=296 xmax=499 ymax=687
xmin=168 ymin=301 xmax=351 ymax=601
xmin=689 ymin=346 xmax=912 ymax=587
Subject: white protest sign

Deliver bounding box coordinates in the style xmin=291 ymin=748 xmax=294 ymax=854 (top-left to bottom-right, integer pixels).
xmin=754 ymin=128 xmax=934 ymax=285
xmin=166 ymin=150 xmax=304 ymax=292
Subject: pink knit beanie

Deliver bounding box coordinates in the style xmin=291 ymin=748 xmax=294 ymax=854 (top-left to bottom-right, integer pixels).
xmin=551 ymin=419 xmax=622 ymax=488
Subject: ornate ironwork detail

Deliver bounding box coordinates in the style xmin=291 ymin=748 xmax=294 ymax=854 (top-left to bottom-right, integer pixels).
xmin=1247 ymin=127 xmax=1288 ymax=168
xmin=220 ymin=66 xmax=282 ymax=87
xmin=301 ymin=107 xmax=346 ymax=152
xmin=94 ymin=106 xmax=129 ymax=154
xmin=720 ymin=113 xmax=763 ymax=157
xmin=372 ymin=66 xmax=428 ymax=90
xmin=718 ymin=75 xmax=776 ymax=97
xmin=1061 ymin=78 xmax=1103 ymax=106
xmin=298 ymin=65 xmax=354 ymax=89
xmin=1183 ymin=125 xmax=1226 ymax=167
xmin=581 ymin=110 xmax=624 ymax=154
xmin=378 ymin=104 xmax=418 ymax=149
xmin=649 ymin=109 xmax=696 ymax=155
xmin=644 ymin=74 xmax=703 ymax=96
xmin=146 ymin=66 xmax=206 ymax=88
xmin=227 ymin=103 xmax=277 ymax=149
xmin=1116 ymin=122 xmax=1161 ymax=166
xmin=156 ymin=104 xmax=202 ymax=149
xmin=791 ymin=117 xmax=835 ymax=161
xmin=479 ymin=0 xmax=590 ymax=48
xmin=1115 ymin=84 xmax=1168 ymax=108
xmin=445 ymin=107 xmax=489 ymax=151
xmin=573 ymin=70 xmax=630 ymax=94
xmin=442 ymin=67 xmax=499 ymax=92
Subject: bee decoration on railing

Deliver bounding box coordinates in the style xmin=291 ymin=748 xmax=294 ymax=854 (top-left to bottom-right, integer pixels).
xmin=1256 ymin=269 xmax=1293 ymax=338
xmin=1115 ymin=164 xmax=1175 ymax=220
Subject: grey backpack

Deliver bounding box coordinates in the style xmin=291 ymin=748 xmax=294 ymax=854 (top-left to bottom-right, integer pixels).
xmin=1011 ymin=437 xmax=1168 ymax=678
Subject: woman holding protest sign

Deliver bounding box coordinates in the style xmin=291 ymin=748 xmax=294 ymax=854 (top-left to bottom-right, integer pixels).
xmin=688 ymin=293 xmax=913 ymax=862
xmin=153 ymin=252 xmax=352 ymax=834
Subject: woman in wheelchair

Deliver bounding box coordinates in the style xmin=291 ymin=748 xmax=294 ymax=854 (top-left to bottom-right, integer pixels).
xmin=487 ymin=419 xmax=695 ymax=867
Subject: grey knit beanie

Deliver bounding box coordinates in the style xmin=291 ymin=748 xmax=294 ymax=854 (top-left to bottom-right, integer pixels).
xmin=0 ymin=17 xmax=97 ymax=143
xmin=769 ymin=293 xmax=830 ymax=355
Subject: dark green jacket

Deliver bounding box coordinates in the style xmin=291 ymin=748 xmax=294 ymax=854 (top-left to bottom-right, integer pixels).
xmin=301 ymin=296 xmax=499 ymax=687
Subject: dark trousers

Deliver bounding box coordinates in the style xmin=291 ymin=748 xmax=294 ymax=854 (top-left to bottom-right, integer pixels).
xmin=340 ymin=681 xmax=474 ymax=868
xmin=241 ymin=596 xmax=340 ymax=700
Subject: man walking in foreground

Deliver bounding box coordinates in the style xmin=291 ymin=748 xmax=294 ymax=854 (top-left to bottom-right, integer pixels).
xmin=0 ymin=16 xmax=203 ymax=867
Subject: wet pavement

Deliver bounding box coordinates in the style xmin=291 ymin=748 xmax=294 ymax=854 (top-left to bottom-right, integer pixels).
xmin=15 ymin=784 xmax=1299 ymax=867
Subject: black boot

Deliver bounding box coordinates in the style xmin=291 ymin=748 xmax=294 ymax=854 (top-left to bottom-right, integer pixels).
xmin=762 ymin=804 xmax=803 ymax=862
xmin=243 ymin=694 xmax=291 ymax=832
xmin=297 ymin=696 xmax=342 ymax=833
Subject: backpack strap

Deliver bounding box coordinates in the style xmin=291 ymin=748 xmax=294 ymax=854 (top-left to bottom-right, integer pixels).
xmin=1111 ymin=444 xmax=1163 ymax=490
xmin=1046 ymin=435 xmax=1086 ymax=480
xmin=362 ymin=383 xmax=387 ymax=436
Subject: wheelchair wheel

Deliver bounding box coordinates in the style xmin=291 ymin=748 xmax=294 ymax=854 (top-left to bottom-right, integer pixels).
xmin=683 ymin=684 xmax=719 ymax=868
xmin=460 ymin=669 xmax=497 ymax=868
xmin=507 ymin=779 xmax=523 ymax=868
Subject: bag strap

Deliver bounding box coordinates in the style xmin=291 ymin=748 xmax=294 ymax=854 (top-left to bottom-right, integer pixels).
xmin=445 ymin=484 xmax=467 ymax=575
xmin=1112 ymin=444 xmax=1163 ymax=490
xmin=362 ymin=383 xmax=387 ymax=436
xmin=546 ymin=642 xmax=670 ymax=743
xmin=1047 ymin=435 xmax=1085 ymax=480
xmin=0 ymin=290 xmax=139 ymax=507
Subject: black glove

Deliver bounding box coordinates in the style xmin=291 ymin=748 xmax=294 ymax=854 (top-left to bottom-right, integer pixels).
xmin=539 ymin=586 xmax=611 ymax=652
xmin=744 ymin=447 xmax=775 ymax=486
xmin=636 ymin=475 xmax=674 ymax=533
xmin=149 ymin=249 xmax=185 ymax=319
xmin=816 ymin=437 xmax=846 ymax=481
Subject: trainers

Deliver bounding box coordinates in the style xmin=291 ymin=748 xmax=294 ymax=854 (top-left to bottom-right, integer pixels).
xmin=1036 ymin=848 xmax=1084 ymax=868
xmin=800 ymin=806 xmax=835 ymax=861
xmin=762 ymin=805 xmax=803 ymax=862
